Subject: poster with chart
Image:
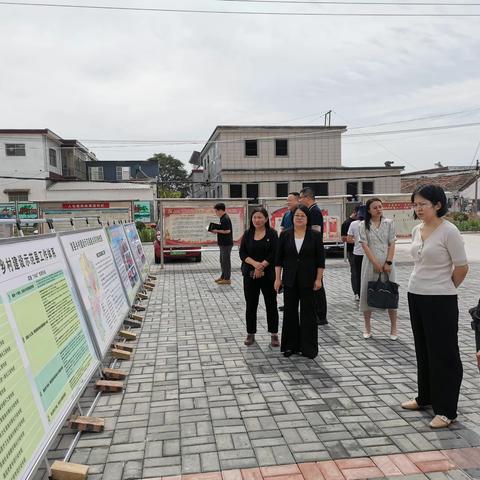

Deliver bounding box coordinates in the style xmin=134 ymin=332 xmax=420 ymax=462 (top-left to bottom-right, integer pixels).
xmin=123 ymin=223 xmax=149 ymax=281
xmin=0 ymin=235 xmax=98 ymax=480
xmin=59 ymin=228 xmax=130 ymax=356
xmin=106 ymin=225 xmax=141 ymax=303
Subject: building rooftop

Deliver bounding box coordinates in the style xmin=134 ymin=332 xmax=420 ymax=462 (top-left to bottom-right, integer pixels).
xmin=401 ymin=171 xmax=478 ymax=193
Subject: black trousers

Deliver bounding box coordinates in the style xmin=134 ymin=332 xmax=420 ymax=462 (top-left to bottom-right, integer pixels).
xmin=243 ymin=275 xmax=278 ymax=334
xmin=282 ymin=281 xmax=318 ymax=358
xmin=407 ymin=293 xmax=463 ymax=419
xmin=347 ymin=251 xmax=356 ymax=294
xmin=314 ymin=282 xmax=327 ymax=322
xmin=353 ymin=254 xmax=363 ymax=296
xmin=219 ymin=245 xmax=232 ymax=280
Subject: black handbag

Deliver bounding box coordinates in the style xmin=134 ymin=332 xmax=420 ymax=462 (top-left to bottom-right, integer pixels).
xmin=367 ymin=273 xmax=399 ymax=309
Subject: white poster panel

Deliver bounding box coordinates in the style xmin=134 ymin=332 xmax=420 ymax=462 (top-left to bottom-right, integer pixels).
xmin=59 ymin=228 xmax=130 ymax=357
xmin=123 ymin=223 xmax=149 ymax=281
xmin=106 ymin=225 xmax=141 ymax=303
xmin=162 ymin=204 xmax=246 ymax=246
xmin=0 ymin=235 xmax=98 ymax=480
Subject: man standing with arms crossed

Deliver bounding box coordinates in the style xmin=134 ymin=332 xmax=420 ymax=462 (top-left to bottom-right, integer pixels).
xmin=210 ymin=202 xmax=233 ymax=285
xmin=299 ymin=187 xmax=328 ymax=325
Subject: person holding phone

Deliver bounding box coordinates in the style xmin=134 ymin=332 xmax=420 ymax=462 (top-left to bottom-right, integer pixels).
xmin=239 ymin=207 xmax=279 ymax=347
xmin=274 ymin=204 xmax=325 ymax=359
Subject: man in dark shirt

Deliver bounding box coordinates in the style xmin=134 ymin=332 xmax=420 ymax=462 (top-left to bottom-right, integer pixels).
xmin=341 ymin=207 xmax=358 ymax=298
xmin=299 ymin=187 xmax=327 ymax=325
xmin=211 ymin=203 xmax=233 ymax=285
xmin=280 ymin=192 xmax=300 ymax=231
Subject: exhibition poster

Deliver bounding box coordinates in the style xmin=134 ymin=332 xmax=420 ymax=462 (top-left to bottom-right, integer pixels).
xmin=0 ymin=235 xmax=98 ymax=480
xmin=123 ymin=223 xmax=149 ymax=281
xmin=106 ymin=225 xmax=141 ymax=304
xmin=59 ymin=228 xmax=130 ymax=356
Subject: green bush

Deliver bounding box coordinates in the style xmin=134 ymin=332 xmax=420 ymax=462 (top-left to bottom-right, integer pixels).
xmin=138 ymin=227 xmax=156 ymax=242
xmin=135 ymin=221 xmax=146 ymax=231
xmin=451 ymin=212 xmax=469 ymax=222
xmin=451 ymin=219 xmax=480 ymax=232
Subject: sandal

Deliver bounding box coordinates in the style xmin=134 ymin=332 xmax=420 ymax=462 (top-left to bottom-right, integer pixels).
xmin=244 ymin=334 xmax=255 ymax=346
xmin=270 ymin=334 xmax=279 ymax=347
xmin=430 ymin=415 xmax=455 ymax=428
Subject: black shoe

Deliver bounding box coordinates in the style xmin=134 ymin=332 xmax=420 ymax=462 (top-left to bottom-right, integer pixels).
xmin=283 ymin=350 xmax=294 ymax=357
xmin=302 ymin=352 xmax=317 ymax=359
xmin=317 ymin=318 xmax=328 ymax=325
xmin=278 ymin=306 xmax=284 ymax=312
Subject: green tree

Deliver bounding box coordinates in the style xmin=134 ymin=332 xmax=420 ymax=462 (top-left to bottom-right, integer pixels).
xmin=148 ymin=153 xmax=189 ymax=198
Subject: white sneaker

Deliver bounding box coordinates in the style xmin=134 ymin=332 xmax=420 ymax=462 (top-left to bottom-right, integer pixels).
xmin=354 ymin=294 xmax=360 ymax=301
xmin=363 ymin=332 xmax=372 ymax=339
xmin=390 ymin=334 xmax=398 ymax=341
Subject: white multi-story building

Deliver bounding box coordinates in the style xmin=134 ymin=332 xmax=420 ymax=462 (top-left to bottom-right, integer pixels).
xmin=193 ymin=125 xmax=403 ymax=199
xmin=0 ymin=129 xmax=95 ymax=202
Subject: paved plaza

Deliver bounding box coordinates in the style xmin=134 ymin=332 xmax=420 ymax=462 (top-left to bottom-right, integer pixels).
xmin=40 ymin=245 xmax=480 ymax=480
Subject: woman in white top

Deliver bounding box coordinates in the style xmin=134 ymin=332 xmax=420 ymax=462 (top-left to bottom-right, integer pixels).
xmin=401 ymin=184 xmax=468 ymax=429
xmin=358 ymin=198 xmax=398 ymax=340
xmin=347 ymin=206 xmax=366 ymax=301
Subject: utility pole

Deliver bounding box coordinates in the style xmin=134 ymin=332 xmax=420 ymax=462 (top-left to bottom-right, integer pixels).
xmin=474 ymin=159 xmax=479 ymax=215
xmin=324 ymin=110 xmax=332 ymax=127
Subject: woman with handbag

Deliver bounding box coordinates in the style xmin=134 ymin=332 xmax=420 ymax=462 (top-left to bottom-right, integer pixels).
xmin=239 ymin=207 xmax=279 ymax=347
xmin=274 ymin=204 xmax=325 ymax=359
xmin=358 ymin=197 xmax=398 ymax=340
xmin=401 ymin=184 xmax=468 ymax=429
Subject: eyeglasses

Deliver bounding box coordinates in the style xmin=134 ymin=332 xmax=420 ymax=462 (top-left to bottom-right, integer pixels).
xmin=294 ymin=214 xmax=307 ymax=219
xmin=412 ymin=202 xmax=433 ymax=209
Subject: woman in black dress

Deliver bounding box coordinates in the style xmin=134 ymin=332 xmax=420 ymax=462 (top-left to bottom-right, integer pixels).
xmin=239 ymin=207 xmax=279 ymax=347
xmin=274 ymin=204 xmax=325 ymax=359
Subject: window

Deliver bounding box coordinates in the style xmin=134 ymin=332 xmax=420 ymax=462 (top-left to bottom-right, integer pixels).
xmin=89 ymin=166 xmax=104 ymax=181
xmin=116 ymin=166 xmax=130 ymax=180
xmin=217 ymin=185 xmax=222 ymax=198
xmin=49 ymin=148 xmax=57 ymax=167
xmin=362 ymin=181 xmax=374 ymax=195
xmin=8 ymin=191 xmax=29 ymax=201
xmin=230 ymin=184 xmax=242 ymax=198
xmin=276 ymin=183 xmax=289 ymax=197
xmin=246 ymin=183 xmax=259 ymax=203
xmin=5 ymin=144 xmax=26 ymax=156
xmin=302 ymin=182 xmax=328 ymax=196
xmin=347 ymin=182 xmax=358 ymax=200
xmin=275 ymin=139 xmax=288 ymax=156
xmin=245 ymin=139 xmax=258 ymax=156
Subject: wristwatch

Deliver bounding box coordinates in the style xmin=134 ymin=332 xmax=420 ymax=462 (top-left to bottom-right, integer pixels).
xmin=385 ymin=261 xmax=393 ymax=265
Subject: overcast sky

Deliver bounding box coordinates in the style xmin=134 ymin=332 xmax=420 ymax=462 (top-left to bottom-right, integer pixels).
xmin=1 ymin=0 xmax=480 ymax=172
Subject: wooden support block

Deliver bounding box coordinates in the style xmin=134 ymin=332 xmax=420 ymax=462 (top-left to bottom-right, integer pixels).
xmin=111 ymin=348 xmax=131 ymax=360
xmin=123 ymin=319 xmax=141 ymax=329
xmin=133 ymin=304 xmax=146 ymax=311
xmin=112 ymin=342 xmax=134 ymax=353
xmin=95 ymin=379 xmax=124 ymax=392
xmin=137 ymin=292 xmax=148 ymax=300
xmin=68 ymin=415 xmax=105 ymax=432
xmin=129 ymin=313 xmax=144 ymax=322
xmin=51 ymin=460 xmax=88 ymax=480
xmin=144 ymin=281 xmax=155 ymax=287
xmin=144 ymin=284 xmax=154 ymax=291
xmin=119 ymin=329 xmax=137 ymax=340
xmin=103 ymin=367 xmax=128 ymax=380
xmin=148 ymin=274 xmax=157 ymax=280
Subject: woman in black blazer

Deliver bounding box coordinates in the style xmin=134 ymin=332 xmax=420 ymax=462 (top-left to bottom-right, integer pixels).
xmin=239 ymin=207 xmax=279 ymax=347
xmin=274 ymin=204 xmax=325 ymax=359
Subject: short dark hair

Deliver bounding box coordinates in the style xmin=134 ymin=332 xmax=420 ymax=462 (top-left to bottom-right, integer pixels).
xmin=292 ymin=204 xmax=311 ymax=227
xmin=288 ymin=192 xmax=300 ymax=197
xmin=411 ymin=184 xmax=448 ymax=219
xmin=214 ymin=202 xmax=226 ymax=211
xmin=299 ymin=187 xmax=315 ymax=200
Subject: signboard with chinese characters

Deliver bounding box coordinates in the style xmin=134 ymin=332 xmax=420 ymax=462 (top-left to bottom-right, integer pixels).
xmin=62 ymin=202 xmax=110 ymax=210
xmin=17 ymin=202 xmax=38 ymax=219
xmin=123 ymin=223 xmax=149 ymax=281
xmin=0 ymin=234 xmax=99 ymax=480
xmin=106 ymin=225 xmax=141 ymax=302
xmin=59 ymin=228 xmax=130 ymax=356
xmin=133 ymin=201 xmax=151 ymax=222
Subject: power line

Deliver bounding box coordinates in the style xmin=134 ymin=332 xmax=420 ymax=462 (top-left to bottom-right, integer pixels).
xmin=217 ymin=0 xmax=480 ymax=6
xmin=1 ymin=1 xmax=480 ymax=16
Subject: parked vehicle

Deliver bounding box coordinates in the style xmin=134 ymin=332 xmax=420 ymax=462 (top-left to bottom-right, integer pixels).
xmin=154 ymin=228 xmax=202 ymax=263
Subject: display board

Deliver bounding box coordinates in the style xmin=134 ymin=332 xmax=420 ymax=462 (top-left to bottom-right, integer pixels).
xmin=0 ymin=235 xmax=98 ymax=480
xmin=106 ymin=225 xmax=141 ymax=303
xmin=162 ymin=204 xmax=246 ymax=246
xmin=360 ymin=194 xmax=419 ymax=238
xmin=123 ymin=223 xmax=149 ymax=281
xmin=59 ymin=228 xmax=130 ymax=357
xmin=263 ymin=197 xmax=345 ymax=243
xmin=133 ymin=201 xmax=151 ymax=222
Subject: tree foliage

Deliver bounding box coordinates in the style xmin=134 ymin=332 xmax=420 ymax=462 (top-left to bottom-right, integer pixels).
xmin=148 ymin=153 xmax=189 ymax=198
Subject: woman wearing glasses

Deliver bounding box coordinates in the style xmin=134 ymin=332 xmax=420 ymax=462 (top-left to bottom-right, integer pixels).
xmin=274 ymin=204 xmax=325 ymax=359
xmin=401 ymin=184 xmax=468 ymax=429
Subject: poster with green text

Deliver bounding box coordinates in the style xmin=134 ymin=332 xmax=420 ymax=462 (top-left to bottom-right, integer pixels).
xmin=0 ymin=235 xmax=99 ymax=480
